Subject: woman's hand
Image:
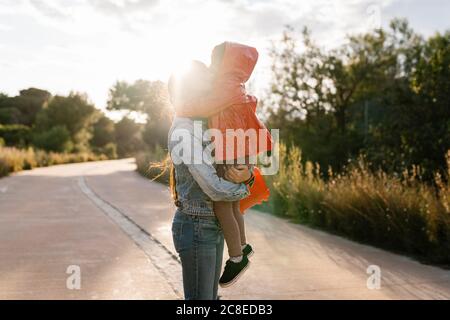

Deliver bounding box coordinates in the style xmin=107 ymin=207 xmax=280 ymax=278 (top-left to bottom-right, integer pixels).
xmin=224 ymin=165 xmax=251 ymax=183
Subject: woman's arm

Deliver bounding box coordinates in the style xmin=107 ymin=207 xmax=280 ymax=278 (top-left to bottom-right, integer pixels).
xmin=186 ymin=159 xmax=250 ymax=202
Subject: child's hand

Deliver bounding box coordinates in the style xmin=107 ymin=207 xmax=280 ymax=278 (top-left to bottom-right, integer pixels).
xmin=224 ymin=165 xmax=251 ymax=183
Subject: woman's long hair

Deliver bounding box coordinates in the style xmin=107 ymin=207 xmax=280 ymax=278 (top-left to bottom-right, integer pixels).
xmin=169 ymin=163 xmax=177 ymax=201
xmin=147 ymin=154 xmax=177 ymax=201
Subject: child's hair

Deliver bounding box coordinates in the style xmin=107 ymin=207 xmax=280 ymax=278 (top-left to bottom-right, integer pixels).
xmin=168 ymin=60 xmax=209 ymax=105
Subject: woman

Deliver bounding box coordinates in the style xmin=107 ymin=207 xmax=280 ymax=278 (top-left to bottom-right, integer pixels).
xmin=168 ymin=71 xmax=253 ymax=300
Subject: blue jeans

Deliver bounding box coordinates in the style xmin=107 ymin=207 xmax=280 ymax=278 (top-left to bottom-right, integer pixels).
xmin=172 ymin=210 xmax=224 ymax=300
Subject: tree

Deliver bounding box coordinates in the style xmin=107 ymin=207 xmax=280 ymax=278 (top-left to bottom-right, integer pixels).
xmin=107 ymin=79 xmax=171 ymax=151
xmin=15 ymin=88 xmax=51 ymax=126
xmin=142 ymin=111 xmax=171 ymax=149
xmin=34 ymin=93 xmax=97 ymax=152
xmin=107 ymin=79 xmax=169 ymax=119
xmin=0 ymin=92 xmax=22 ymax=124
xmin=367 ymin=26 xmax=450 ymax=176
xmin=267 ymin=26 xmax=367 ymax=170
xmin=0 ymin=88 xmax=51 ymax=125
xmin=32 ymin=125 xmax=72 ymax=152
xmin=0 ymin=124 xmax=31 ymax=147
xmin=410 ymin=30 xmax=450 ymax=174
xmin=114 ymin=116 xmax=144 ymax=157
xmin=266 ymin=19 xmax=450 ymax=177
xmin=90 ymin=114 xmax=115 ymax=148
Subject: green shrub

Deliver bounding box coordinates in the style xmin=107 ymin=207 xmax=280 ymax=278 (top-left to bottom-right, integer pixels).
xmin=96 ymin=143 xmax=118 ymax=159
xmin=32 ymin=126 xmax=72 ymax=152
xmin=0 ymin=124 xmax=31 ymax=146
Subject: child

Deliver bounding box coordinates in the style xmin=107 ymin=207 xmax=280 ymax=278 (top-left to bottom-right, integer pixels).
xmin=171 ymin=42 xmax=272 ymax=287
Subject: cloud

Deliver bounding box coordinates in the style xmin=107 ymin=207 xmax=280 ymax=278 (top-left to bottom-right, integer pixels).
xmin=28 ymin=0 xmax=70 ymax=19
xmin=0 ymin=0 xmax=445 ymax=107
xmin=91 ymin=0 xmax=160 ymax=15
xmin=24 ymin=0 xmax=160 ymax=19
xmin=2 ymin=0 xmax=395 ymax=42
xmin=0 ymin=23 xmax=12 ymax=31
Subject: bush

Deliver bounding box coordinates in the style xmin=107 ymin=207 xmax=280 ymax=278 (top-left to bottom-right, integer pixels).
xmin=32 ymin=126 xmax=72 ymax=152
xmin=96 ymin=143 xmax=118 ymax=159
xmin=0 ymin=124 xmax=31 ymax=147
xmin=268 ymin=144 xmax=450 ymax=265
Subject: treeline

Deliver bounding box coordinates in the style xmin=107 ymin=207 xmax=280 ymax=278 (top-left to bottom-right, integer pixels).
xmin=0 ymin=80 xmax=171 ymax=160
xmin=266 ymin=19 xmax=450 ymax=181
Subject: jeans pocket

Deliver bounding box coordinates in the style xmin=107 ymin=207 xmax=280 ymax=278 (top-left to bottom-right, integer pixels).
xmin=198 ymin=217 xmax=221 ymax=244
xmin=171 ymin=221 xmax=183 ymax=252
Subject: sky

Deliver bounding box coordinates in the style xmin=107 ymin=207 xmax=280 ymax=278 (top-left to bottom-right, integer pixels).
xmin=1 ymin=0 xmax=449 ymax=114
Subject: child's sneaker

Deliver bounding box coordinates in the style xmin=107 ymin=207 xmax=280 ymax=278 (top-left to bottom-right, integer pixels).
xmin=242 ymin=244 xmax=254 ymax=258
xmin=219 ymin=256 xmax=250 ymax=288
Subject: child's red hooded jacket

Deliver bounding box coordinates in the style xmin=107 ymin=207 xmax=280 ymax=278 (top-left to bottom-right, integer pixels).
xmin=178 ymin=42 xmax=272 ymax=161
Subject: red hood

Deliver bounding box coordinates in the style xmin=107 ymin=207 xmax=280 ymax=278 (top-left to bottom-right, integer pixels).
xmin=214 ymin=42 xmax=259 ymax=83
xmin=175 ymin=42 xmax=259 ymax=118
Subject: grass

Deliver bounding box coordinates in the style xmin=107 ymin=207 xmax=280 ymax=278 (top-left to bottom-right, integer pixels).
xmin=265 ymin=144 xmax=450 ymax=265
xmin=0 ymin=145 xmax=108 ymax=177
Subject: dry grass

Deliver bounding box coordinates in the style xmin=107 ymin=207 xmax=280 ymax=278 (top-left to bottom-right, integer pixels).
xmin=0 ymin=146 xmax=108 ymax=177
xmin=267 ymin=144 xmax=450 ymax=264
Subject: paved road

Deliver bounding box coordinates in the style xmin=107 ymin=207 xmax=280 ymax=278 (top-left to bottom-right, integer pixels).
xmin=1 ymin=159 xmax=449 ymax=299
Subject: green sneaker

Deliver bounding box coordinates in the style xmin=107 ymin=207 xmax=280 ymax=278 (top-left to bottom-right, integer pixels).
xmin=243 ymin=244 xmax=254 ymax=258
xmin=219 ymin=256 xmax=250 ymax=288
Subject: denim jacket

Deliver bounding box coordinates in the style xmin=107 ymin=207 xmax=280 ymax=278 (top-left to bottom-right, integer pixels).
xmin=168 ymin=117 xmax=250 ymax=216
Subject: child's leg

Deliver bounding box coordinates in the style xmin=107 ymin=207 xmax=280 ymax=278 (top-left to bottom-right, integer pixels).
xmin=232 ymin=201 xmax=246 ymax=246
xmin=214 ymin=201 xmax=243 ymax=258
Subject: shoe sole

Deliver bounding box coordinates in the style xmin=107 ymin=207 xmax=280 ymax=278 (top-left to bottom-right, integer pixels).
xmin=219 ymin=260 xmax=251 ymax=288
xmin=246 ymin=250 xmax=254 ymax=258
